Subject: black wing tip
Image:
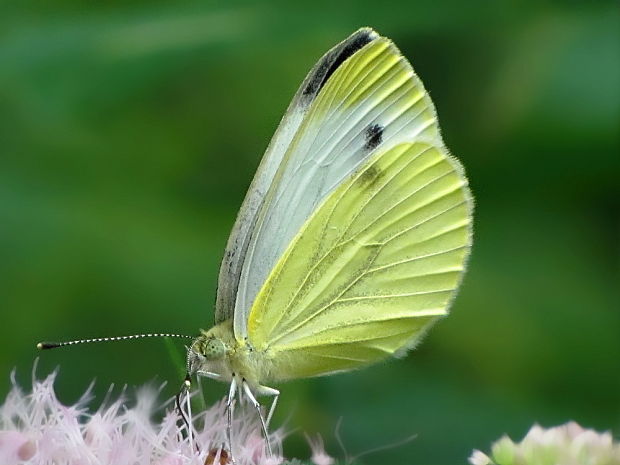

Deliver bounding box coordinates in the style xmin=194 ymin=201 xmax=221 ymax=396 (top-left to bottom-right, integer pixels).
xmin=302 ymin=28 xmax=380 ymax=99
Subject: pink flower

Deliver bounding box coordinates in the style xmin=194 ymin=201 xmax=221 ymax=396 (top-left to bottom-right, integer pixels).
xmin=0 ymin=368 xmax=333 ymax=465
xmin=305 ymin=434 xmax=334 ymax=465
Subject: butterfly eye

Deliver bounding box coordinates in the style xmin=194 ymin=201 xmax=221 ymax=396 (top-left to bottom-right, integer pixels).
xmin=203 ymin=338 xmax=226 ymax=360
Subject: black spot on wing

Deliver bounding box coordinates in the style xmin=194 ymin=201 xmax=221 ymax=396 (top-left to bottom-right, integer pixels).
xmin=364 ymin=123 xmax=383 ymax=151
xmin=303 ymin=29 xmax=376 ymax=99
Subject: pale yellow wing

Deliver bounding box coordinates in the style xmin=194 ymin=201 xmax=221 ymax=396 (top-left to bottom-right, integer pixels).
xmin=215 ymin=29 xmax=381 ymax=325
xmin=248 ymin=142 xmax=472 ymax=380
xmin=228 ymin=30 xmax=442 ymax=340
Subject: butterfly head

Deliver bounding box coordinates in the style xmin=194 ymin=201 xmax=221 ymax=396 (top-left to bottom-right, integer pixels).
xmin=186 ymin=332 xmax=230 ymax=379
xmin=196 ymin=336 xmax=227 ymax=360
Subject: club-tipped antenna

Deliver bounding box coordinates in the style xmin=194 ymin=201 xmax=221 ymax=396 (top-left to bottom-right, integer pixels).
xmin=37 ymin=333 xmax=195 ymax=350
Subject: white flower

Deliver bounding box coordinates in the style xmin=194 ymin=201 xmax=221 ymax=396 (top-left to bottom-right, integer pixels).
xmin=0 ymin=368 xmax=332 ymax=465
xmin=469 ymin=422 xmax=620 ymax=465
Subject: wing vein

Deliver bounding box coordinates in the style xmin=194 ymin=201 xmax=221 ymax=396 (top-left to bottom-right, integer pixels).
xmin=367 ymin=246 xmax=468 ymax=273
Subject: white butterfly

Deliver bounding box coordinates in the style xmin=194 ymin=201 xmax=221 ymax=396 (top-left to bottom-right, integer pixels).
xmin=40 ymin=27 xmax=473 ymax=460
xmin=187 ymin=26 xmax=473 ymax=457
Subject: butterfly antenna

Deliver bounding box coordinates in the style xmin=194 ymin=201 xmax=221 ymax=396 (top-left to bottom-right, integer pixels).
xmin=37 ymin=333 xmax=195 ymax=350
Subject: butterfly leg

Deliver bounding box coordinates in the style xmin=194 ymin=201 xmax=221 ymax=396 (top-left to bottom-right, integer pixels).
xmin=266 ymin=391 xmax=279 ymax=428
xmin=242 ymin=380 xmax=273 ymax=457
xmin=253 ymin=384 xmax=280 ymax=427
xmin=175 ymin=381 xmax=197 ymax=453
xmin=237 ymin=381 xmax=245 ymax=406
xmin=226 ymin=377 xmax=238 ymax=463
xmin=185 ymin=388 xmax=194 ymax=451
xmin=196 ymin=370 xmax=222 ymax=380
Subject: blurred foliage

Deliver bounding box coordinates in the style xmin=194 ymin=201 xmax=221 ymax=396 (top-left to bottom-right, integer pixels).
xmin=1 ymin=1 xmax=618 ymax=464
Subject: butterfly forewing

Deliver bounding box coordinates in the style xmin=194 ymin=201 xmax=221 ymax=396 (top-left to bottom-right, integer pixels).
xmin=225 ymin=30 xmax=442 ymax=341
xmin=215 ymin=28 xmax=379 ymax=326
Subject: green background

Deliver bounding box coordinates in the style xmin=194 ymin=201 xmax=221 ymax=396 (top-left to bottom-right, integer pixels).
xmin=1 ymin=1 xmax=618 ymax=463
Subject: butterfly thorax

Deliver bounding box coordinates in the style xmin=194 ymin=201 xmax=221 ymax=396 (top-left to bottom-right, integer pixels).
xmin=188 ymin=319 xmax=273 ymax=390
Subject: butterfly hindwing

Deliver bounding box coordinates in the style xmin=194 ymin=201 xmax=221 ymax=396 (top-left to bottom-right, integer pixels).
xmin=247 ymin=142 xmax=472 ymax=379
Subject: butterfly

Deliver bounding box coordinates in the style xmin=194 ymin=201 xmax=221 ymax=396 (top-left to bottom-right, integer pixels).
xmin=39 ymin=27 xmax=473 ymax=458
xmin=185 ymin=25 xmax=473 ymax=453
